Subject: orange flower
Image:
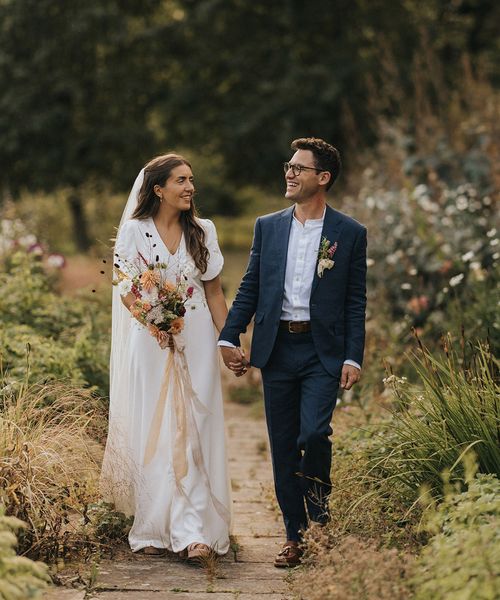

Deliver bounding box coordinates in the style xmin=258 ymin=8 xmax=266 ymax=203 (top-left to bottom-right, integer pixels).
xmin=148 ymin=324 xmax=160 ymax=338
xmin=162 ymin=280 xmax=176 ymax=293
xmin=168 ymin=317 xmax=184 ymax=335
xmin=140 ymin=269 xmax=160 ymax=292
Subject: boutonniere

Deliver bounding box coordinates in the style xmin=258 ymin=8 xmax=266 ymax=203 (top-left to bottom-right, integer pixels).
xmin=317 ymin=237 xmax=338 ymax=278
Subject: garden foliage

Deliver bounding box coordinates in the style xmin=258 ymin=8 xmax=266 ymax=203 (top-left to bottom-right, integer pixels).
xmin=369 ymin=341 xmax=499 ymax=504
xmin=412 ymin=474 xmax=500 ymax=600
xmin=0 ymin=222 xmax=110 ymax=398
xmin=0 ymin=506 xmax=49 ymax=599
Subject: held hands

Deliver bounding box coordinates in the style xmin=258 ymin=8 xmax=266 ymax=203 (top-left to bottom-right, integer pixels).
xmin=220 ymin=346 xmax=249 ymax=377
xmin=340 ymin=364 xmax=361 ymax=390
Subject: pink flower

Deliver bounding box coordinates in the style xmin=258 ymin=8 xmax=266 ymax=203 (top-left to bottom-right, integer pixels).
xmin=187 ymin=286 xmax=194 ymax=298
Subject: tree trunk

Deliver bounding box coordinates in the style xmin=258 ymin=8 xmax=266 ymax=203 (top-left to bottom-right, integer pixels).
xmin=67 ymin=190 xmax=91 ymax=252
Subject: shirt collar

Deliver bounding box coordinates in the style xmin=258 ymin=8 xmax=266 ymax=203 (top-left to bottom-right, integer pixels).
xmin=292 ymin=206 xmax=326 ymax=227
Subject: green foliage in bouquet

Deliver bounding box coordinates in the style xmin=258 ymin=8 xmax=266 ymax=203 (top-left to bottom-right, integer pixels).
xmin=412 ymin=474 xmax=500 ymax=600
xmin=0 ymin=505 xmax=50 ymax=599
xmin=366 ymin=340 xmax=499 ymax=505
xmin=0 ymin=249 xmax=109 ymax=398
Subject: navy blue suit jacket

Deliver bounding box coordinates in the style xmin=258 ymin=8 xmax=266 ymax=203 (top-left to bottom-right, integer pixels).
xmin=220 ymin=204 xmax=367 ymax=377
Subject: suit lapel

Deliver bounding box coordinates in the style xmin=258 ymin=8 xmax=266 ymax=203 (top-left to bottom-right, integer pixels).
xmin=310 ymin=205 xmax=345 ymax=297
xmin=274 ymin=206 xmax=294 ymax=291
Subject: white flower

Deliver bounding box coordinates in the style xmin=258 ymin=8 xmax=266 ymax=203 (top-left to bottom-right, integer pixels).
xmin=366 ymin=258 xmax=375 ymax=267
xmin=147 ymin=305 xmax=164 ymax=324
xmin=401 ymin=283 xmax=412 ymax=290
xmin=486 ymin=228 xmax=496 ymax=238
xmin=449 ymin=273 xmax=464 ymax=287
xmin=141 ymin=287 xmax=159 ymax=303
xmin=490 ymin=238 xmax=499 ymax=247
xmin=317 ymin=258 xmax=334 ymax=278
xmin=118 ymin=279 xmax=133 ymax=296
xmin=461 ymin=251 xmax=474 ymax=262
xmin=18 ymin=234 xmax=37 ymax=247
xmin=456 ymin=195 xmax=468 ymax=211
xmin=46 ymin=253 xmax=65 ymax=268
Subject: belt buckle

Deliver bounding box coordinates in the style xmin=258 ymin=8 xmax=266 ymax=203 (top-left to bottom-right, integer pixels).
xmin=288 ymin=321 xmax=297 ymax=333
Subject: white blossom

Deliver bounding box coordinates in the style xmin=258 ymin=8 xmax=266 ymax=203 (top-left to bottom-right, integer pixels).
xmin=118 ymin=279 xmax=133 ymax=296
xmin=449 ymin=273 xmax=464 ymax=287
xmin=461 ymin=251 xmax=474 ymax=262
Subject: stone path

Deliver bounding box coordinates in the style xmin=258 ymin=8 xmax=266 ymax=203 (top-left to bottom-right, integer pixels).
xmin=43 ymin=399 xmax=292 ymax=600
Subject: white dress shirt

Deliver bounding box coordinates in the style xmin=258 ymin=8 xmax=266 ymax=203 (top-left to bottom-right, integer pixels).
xmin=219 ymin=209 xmax=360 ymax=370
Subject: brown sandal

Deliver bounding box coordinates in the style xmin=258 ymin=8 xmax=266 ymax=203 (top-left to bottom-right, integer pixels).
xmin=179 ymin=542 xmax=213 ymax=564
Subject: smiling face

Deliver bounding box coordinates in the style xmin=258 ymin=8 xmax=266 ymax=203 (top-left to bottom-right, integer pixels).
xmin=155 ymin=164 xmax=195 ymax=212
xmin=284 ymin=149 xmax=326 ymax=203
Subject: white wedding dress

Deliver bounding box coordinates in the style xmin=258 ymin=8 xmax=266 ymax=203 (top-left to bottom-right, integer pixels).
xmin=100 ymin=216 xmax=231 ymax=554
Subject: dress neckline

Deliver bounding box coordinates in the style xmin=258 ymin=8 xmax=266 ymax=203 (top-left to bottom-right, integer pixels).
xmin=150 ymin=217 xmax=184 ymax=257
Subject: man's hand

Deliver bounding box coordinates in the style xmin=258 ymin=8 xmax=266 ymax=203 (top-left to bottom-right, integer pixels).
xmin=340 ymin=364 xmax=361 ymax=390
xmin=220 ymin=346 xmax=249 ymax=377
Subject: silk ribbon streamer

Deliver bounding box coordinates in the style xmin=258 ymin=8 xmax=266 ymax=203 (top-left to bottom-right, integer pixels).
xmin=143 ymin=334 xmax=231 ymax=528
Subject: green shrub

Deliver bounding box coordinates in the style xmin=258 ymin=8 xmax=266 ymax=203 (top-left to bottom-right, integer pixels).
xmin=0 ymin=506 xmax=50 ymax=599
xmin=0 ymin=249 xmax=110 ymax=398
xmin=367 ymin=341 xmax=499 ymax=504
xmin=412 ymin=474 xmax=500 ymax=600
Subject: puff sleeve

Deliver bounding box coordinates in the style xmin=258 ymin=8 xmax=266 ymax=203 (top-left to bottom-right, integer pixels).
xmin=114 ymin=219 xmax=140 ymax=279
xmin=200 ymin=219 xmax=224 ymax=281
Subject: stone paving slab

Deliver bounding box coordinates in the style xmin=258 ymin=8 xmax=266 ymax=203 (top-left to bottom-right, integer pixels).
xmin=89 ymin=593 xmax=290 ymax=599
xmin=42 ymin=590 xmax=85 ymax=600
xmin=44 ymin=400 xmax=291 ymax=599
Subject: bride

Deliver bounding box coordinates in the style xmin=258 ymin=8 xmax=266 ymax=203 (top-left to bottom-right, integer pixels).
xmin=100 ymin=153 xmax=240 ymax=561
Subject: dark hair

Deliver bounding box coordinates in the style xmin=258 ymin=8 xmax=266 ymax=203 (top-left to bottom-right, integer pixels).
xmin=291 ymin=137 xmax=341 ymax=190
xmin=132 ymin=153 xmax=209 ymax=274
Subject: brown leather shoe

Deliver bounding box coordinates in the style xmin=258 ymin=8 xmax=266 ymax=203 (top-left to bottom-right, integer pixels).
xmin=274 ymin=541 xmax=303 ymax=568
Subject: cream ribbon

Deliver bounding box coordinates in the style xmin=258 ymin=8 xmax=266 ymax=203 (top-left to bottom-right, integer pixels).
xmin=143 ymin=334 xmax=230 ymax=527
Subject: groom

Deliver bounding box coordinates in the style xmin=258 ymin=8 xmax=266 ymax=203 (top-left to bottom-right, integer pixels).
xmin=219 ymin=137 xmax=367 ymax=567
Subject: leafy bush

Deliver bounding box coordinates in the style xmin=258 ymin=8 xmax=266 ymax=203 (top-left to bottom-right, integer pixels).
xmin=87 ymin=501 xmax=133 ymax=544
xmin=367 ymin=341 xmax=499 ymax=504
xmin=412 ymin=474 xmax=500 ymax=600
xmin=0 ymin=248 xmax=110 ymax=398
xmin=0 ymin=506 xmax=50 ymax=598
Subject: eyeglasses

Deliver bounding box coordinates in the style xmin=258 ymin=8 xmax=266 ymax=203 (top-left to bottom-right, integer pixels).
xmin=283 ymin=162 xmax=323 ymax=177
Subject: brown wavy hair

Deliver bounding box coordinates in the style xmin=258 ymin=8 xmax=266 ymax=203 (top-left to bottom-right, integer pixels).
xmin=131 ymin=153 xmax=209 ymax=274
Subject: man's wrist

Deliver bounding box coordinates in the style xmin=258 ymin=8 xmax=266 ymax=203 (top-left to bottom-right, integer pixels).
xmin=344 ymin=359 xmax=361 ymax=370
xmin=218 ymin=340 xmax=237 ymax=348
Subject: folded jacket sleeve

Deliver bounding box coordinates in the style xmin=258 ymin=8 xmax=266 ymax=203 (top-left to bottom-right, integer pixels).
xmin=200 ymin=219 xmax=224 ymax=281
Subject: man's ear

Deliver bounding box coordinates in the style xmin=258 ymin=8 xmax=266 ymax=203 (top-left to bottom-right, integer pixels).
xmin=319 ymin=171 xmax=331 ymax=187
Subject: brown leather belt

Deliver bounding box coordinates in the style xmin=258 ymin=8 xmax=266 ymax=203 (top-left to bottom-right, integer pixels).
xmin=279 ymin=320 xmax=311 ymax=334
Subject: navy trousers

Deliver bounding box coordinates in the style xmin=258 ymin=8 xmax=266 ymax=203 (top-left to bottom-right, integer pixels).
xmin=261 ymin=328 xmax=339 ymax=542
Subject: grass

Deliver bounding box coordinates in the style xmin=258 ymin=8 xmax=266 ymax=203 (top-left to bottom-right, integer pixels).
xmin=368 ymin=339 xmax=500 ymax=505
xmin=0 ymin=376 xmax=104 ymax=562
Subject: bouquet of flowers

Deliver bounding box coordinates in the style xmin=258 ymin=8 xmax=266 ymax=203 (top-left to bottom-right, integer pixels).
xmin=113 ymin=250 xmax=193 ymax=346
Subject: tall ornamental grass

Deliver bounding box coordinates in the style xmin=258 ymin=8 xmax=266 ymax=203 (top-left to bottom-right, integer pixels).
xmin=0 ymin=377 xmax=103 ymax=561
xmin=368 ymin=339 xmax=499 ymax=504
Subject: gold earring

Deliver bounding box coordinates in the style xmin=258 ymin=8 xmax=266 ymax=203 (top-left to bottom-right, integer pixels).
xmin=157 ymin=195 xmax=163 ymax=202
